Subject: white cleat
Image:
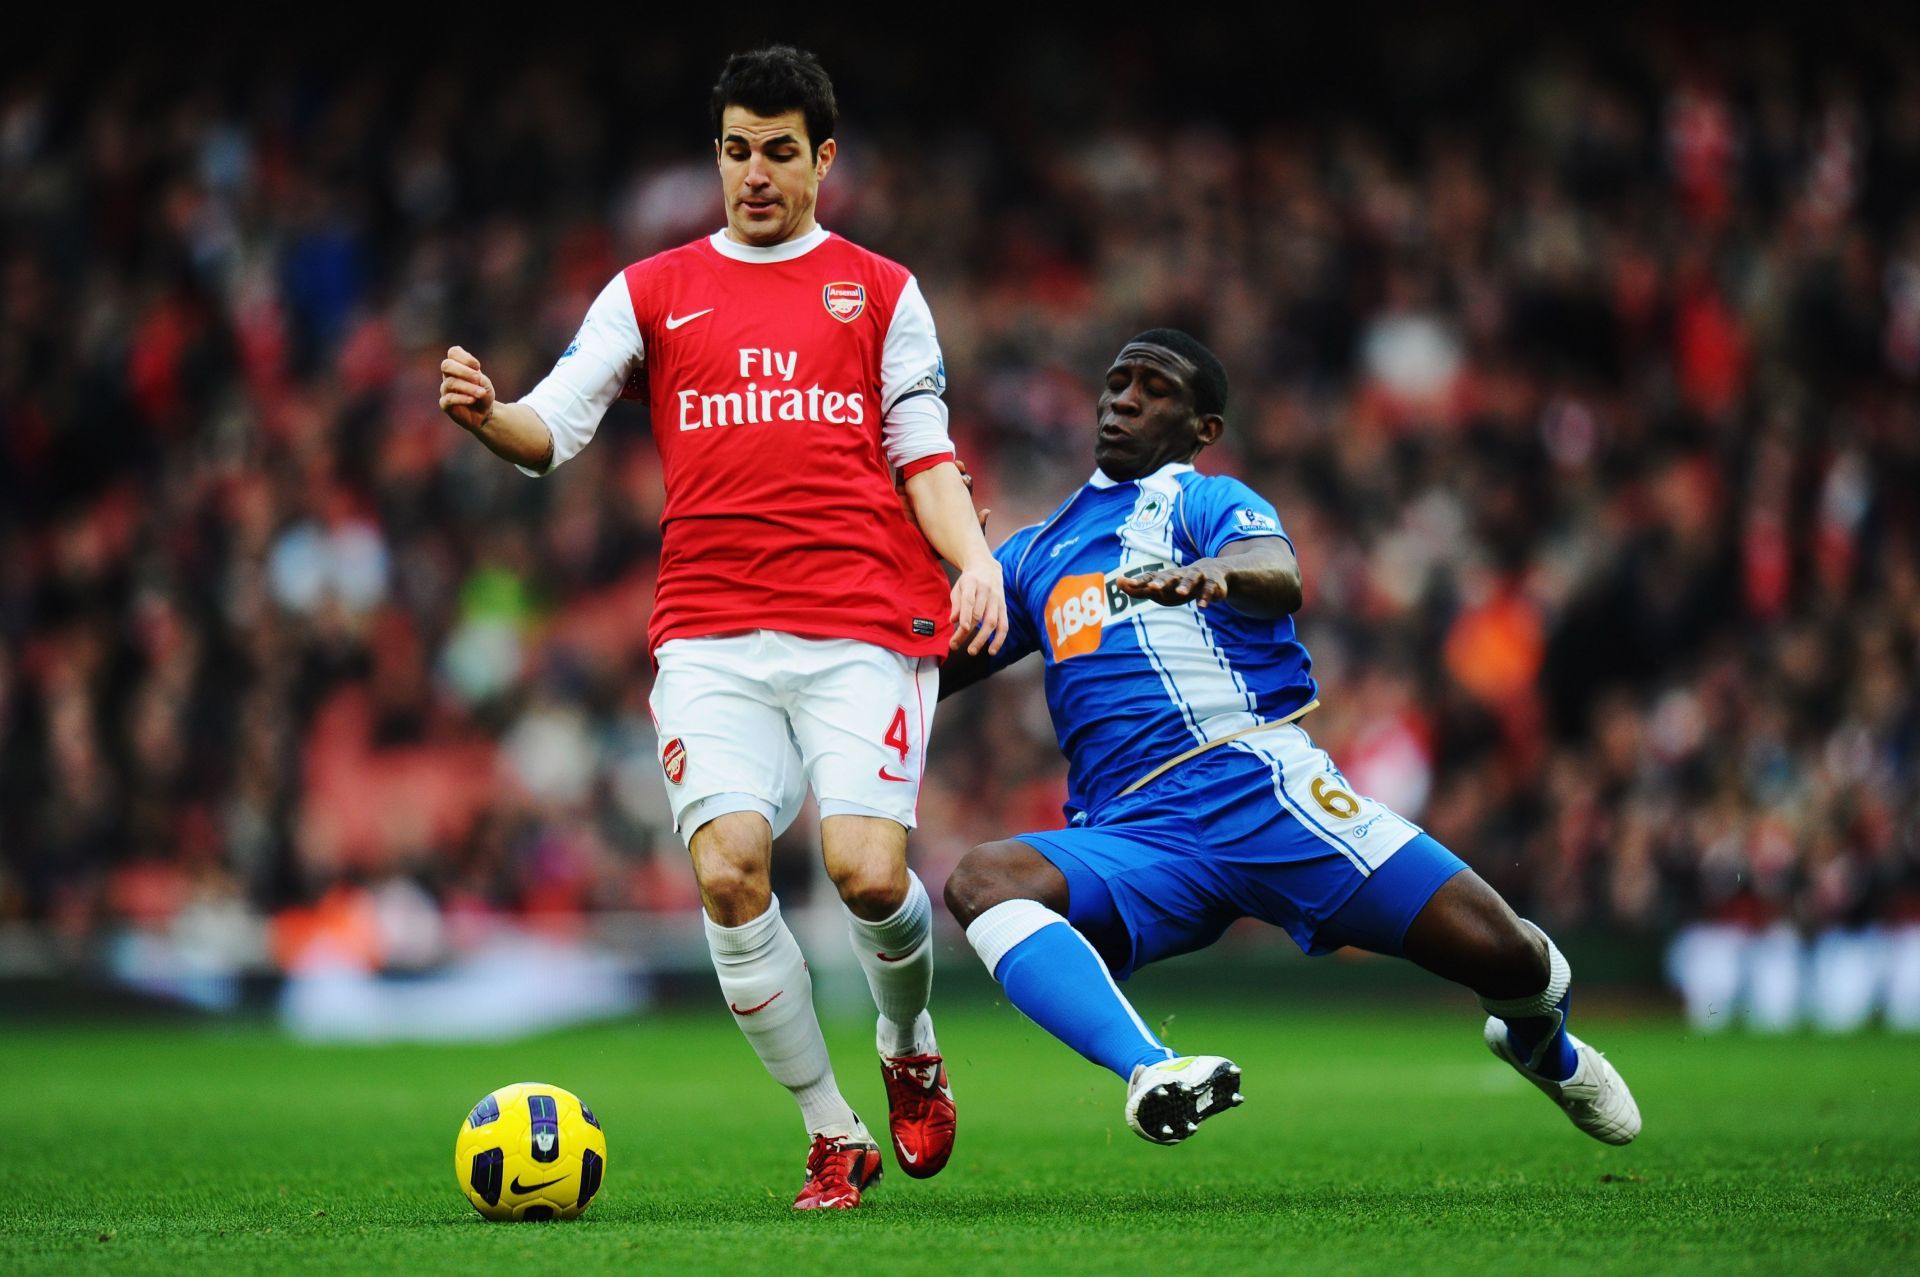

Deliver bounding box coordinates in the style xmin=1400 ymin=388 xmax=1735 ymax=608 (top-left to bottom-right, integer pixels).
xmin=1484 ymin=1017 xmax=1642 ymax=1145
xmin=1124 ymin=1055 xmax=1244 ymax=1146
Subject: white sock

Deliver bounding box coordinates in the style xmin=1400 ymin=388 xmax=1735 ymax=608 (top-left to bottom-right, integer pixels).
xmin=705 ymin=897 xmax=858 ymax=1136
xmin=844 ymin=870 xmax=934 ymax=1056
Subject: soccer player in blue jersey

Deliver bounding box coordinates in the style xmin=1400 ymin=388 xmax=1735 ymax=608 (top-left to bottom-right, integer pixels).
xmin=940 ymin=330 xmax=1641 ymax=1148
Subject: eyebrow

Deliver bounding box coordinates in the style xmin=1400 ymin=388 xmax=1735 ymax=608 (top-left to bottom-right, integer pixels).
xmin=723 ymin=132 xmax=802 ymax=149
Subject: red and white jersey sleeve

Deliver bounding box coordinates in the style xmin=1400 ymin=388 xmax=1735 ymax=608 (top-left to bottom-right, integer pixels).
xmin=878 ymin=276 xmax=954 ymax=478
xmin=514 ymin=274 xmax=645 ymax=477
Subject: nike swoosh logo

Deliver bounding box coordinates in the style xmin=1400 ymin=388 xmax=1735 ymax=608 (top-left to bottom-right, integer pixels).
xmin=895 ymin=1140 xmax=919 ymax=1165
xmin=877 ymin=767 xmax=912 ymax=783
xmin=729 ymin=990 xmax=783 ymax=1016
xmin=665 ymin=308 xmax=714 ymax=330
xmin=875 ymin=950 xmax=912 ymax=963
xmin=509 ymin=1175 xmax=565 ymax=1194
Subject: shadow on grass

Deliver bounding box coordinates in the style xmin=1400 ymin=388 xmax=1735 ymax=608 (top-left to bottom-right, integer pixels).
xmin=441 ymin=1177 xmax=1652 ymax=1233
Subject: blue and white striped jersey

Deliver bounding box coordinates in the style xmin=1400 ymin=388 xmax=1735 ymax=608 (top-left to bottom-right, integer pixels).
xmin=990 ymin=461 xmax=1318 ymax=819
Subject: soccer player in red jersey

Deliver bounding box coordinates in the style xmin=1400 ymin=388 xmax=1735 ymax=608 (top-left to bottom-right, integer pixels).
xmin=437 ymin=47 xmax=1002 ymax=1210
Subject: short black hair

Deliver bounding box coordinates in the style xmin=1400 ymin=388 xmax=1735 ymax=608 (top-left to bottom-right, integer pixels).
xmin=1128 ymin=328 xmax=1229 ymax=418
xmin=711 ymin=46 xmax=837 ymax=155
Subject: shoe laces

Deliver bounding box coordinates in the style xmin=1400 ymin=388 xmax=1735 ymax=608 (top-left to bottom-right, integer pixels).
xmin=804 ymin=1133 xmax=857 ymax=1192
xmin=882 ymin=1053 xmax=943 ymax=1093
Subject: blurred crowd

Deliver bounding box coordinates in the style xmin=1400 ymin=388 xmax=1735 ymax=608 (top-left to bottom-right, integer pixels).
xmin=2 ymin=20 xmax=1917 ymax=1023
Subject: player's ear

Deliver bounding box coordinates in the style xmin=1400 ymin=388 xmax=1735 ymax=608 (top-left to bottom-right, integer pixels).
xmin=1195 ymin=414 xmax=1224 ymax=449
xmin=814 ymin=137 xmax=836 ymax=182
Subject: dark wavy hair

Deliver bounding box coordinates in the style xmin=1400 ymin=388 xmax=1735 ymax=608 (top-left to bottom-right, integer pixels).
xmin=711 ymin=46 xmax=838 ymax=155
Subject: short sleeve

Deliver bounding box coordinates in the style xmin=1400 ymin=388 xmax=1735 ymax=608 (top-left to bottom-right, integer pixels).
xmin=987 ymin=526 xmax=1043 ymax=671
xmin=516 ymin=273 xmax=644 ymax=477
xmin=1174 ymin=475 xmax=1290 ymax=560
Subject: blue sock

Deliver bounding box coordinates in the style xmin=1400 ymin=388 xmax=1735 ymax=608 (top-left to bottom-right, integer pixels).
xmin=1501 ymin=990 xmax=1577 ymax=1082
xmin=985 ymin=917 xmax=1174 ymax=1081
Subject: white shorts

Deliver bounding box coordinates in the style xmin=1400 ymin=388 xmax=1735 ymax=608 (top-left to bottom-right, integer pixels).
xmin=648 ymin=631 xmax=940 ymax=845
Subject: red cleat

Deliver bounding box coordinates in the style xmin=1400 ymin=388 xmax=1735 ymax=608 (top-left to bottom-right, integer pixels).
xmin=880 ymin=1052 xmax=956 ymax=1178
xmin=792 ymin=1132 xmax=883 ymax=1210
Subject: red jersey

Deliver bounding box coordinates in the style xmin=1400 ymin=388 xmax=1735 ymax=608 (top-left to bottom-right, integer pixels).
xmin=520 ymin=227 xmax=955 ymax=658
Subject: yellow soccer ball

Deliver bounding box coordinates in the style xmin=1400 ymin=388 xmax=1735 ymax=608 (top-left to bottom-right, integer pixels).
xmin=454 ymin=1082 xmax=608 ymax=1221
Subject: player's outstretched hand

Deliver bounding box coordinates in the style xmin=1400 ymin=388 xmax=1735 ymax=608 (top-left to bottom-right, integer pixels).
xmin=1116 ymin=561 xmax=1230 ymax=608
xmin=950 ymin=556 xmax=1009 ymax=657
xmin=439 ymin=346 xmax=496 ymax=433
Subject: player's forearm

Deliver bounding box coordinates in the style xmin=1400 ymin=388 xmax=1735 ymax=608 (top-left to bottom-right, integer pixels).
xmin=904 ymin=462 xmax=994 ymax=569
xmin=467 ymin=402 xmax=556 ymax=473
xmin=1215 ymin=549 xmax=1303 ymax=618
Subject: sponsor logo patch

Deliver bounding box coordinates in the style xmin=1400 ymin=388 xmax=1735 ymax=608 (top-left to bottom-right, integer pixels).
xmin=912 ymin=618 xmax=936 ymax=637
xmin=1233 ymin=509 xmax=1278 ymax=533
xmin=661 ymin=737 xmax=687 ymax=785
xmin=1043 ymin=561 xmax=1167 ymax=662
xmin=823 ymin=282 xmax=866 ymax=323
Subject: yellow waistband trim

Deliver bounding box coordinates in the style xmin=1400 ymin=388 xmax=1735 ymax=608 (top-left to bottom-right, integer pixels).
xmin=1115 ymin=699 xmax=1322 ymax=799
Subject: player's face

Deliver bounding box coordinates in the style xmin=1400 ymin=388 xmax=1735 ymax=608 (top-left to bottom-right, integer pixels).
xmin=716 ymin=107 xmax=836 ymax=247
xmin=1095 ymin=344 xmax=1218 ymax=480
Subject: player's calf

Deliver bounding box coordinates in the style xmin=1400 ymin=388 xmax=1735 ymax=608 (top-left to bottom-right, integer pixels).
xmin=1400 ymin=870 xmax=1580 ymax=1082
xmin=839 ymin=868 xmax=958 ymax=1178
xmin=962 ymin=893 xmax=1175 ymax=1082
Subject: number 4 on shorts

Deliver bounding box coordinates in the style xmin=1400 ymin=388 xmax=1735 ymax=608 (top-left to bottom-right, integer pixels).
xmin=878 ymin=707 xmax=913 ymax=783
xmin=884 ymin=707 xmax=910 ymax=761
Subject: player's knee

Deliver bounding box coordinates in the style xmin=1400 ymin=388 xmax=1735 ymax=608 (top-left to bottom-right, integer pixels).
xmin=943 ymin=842 xmax=1028 ymax=929
xmin=830 ymin=859 xmax=908 ymax=920
xmin=690 ymin=814 xmax=773 ymax=923
xmin=1482 ymin=917 xmax=1551 ymax=994
xmin=697 ymin=862 xmax=771 ymax=925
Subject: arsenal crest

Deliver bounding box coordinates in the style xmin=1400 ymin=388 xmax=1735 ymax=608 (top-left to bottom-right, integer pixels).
xmin=661 ymin=737 xmax=687 ymax=785
xmin=823 ymin=282 xmax=866 ymax=323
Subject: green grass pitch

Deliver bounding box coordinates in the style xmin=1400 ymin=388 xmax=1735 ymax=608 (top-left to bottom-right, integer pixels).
xmin=2 ymin=996 xmax=1915 ymax=1275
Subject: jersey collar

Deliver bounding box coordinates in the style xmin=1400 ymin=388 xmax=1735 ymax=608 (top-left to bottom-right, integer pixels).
xmin=1088 ymin=460 xmax=1195 ymax=490
xmin=708 ymin=224 xmax=832 ymax=263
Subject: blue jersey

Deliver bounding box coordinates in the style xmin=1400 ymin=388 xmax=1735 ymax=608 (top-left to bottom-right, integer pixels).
xmin=992 ymin=461 xmax=1317 ymax=819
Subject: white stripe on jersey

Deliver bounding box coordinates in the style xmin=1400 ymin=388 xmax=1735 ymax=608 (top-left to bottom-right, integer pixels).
xmin=1120 ymin=471 xmax=1265 ymax=747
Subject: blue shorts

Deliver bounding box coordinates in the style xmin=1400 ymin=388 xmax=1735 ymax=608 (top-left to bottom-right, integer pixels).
xmin=1017 ymin=729 xmax=1467 ymax=980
